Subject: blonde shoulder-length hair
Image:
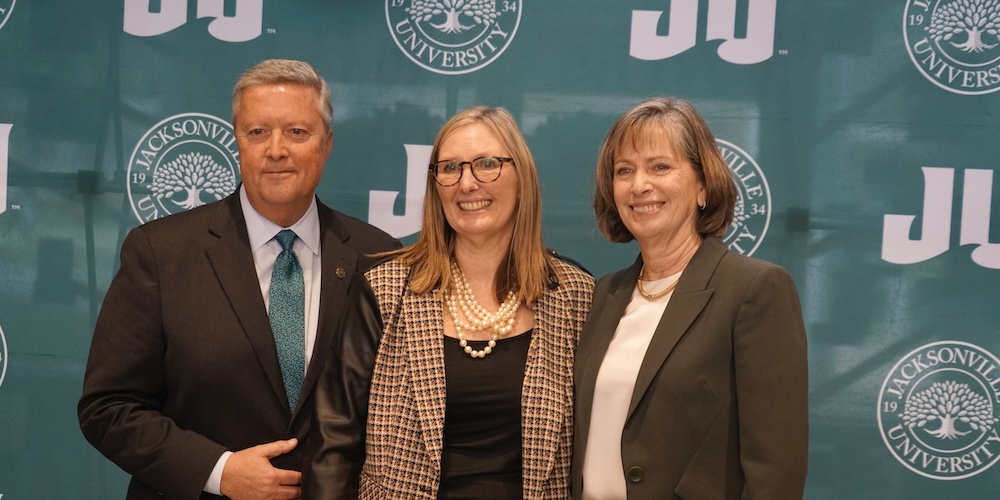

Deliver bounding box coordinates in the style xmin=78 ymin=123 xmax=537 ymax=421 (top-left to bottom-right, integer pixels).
xmin=385 ymin=106 xmax=556 ymax=304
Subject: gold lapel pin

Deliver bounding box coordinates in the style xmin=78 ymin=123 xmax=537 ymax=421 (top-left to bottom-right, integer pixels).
xmin=336 ymin=267 xmax=347 ymax=279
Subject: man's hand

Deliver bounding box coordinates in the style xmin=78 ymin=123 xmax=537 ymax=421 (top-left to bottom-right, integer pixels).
xmin=219 ymin=438 xmax=302 ymax=500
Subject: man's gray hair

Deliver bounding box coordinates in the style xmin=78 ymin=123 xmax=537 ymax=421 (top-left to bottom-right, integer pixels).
xmin=232 ymin=59 xmax=333 ymax=130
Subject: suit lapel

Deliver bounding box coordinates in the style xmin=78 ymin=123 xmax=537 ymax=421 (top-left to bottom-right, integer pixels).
xmin=626 ymin=237 xmax=726 ymax=419
xmin=521 ymin=287 xmax=568 ymax=492
xmin=578 ymin=258 xmax=642 ymax=382
xmin=574 ymin=257 xmax=642 ymax=463
xmin=205 ymin=195 xmax=288 ymax=410
xmin=406 ymin=289 xmax=448 ymax=466
xmin=296 ymin=203 xmax=358 ymax=418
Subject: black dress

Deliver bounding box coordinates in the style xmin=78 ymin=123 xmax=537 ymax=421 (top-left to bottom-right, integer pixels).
xmin=438 ymin=330 xmax=533 ymax=500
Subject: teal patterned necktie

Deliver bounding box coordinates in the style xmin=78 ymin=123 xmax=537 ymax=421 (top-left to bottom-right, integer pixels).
xmin=269 ymin=229 xmax=305 ymax=411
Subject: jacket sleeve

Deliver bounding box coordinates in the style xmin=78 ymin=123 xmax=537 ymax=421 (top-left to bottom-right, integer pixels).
xmin=734 ymin=264 xmax=809 ymax=499
xmin=303 ymin=271 xmax=383 ymax=499
xmin=77 ymin=227 xmax=226 ymax=500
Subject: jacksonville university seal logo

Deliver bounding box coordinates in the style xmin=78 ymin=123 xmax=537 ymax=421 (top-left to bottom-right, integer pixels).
xmin=0 ymin=0 xmax=16 ymax=31
xmin=904 ymin=0 xmax=1000 ymax=95
xmin=127 ymin=113 xmax=240 ymax=223
xmin=878 ymin=341 xmax=1000 ymax=479
xmin=718 ymin=140 xmax=771 ymax=257
xmin=386 ymin=0 xmax=522 ymax=75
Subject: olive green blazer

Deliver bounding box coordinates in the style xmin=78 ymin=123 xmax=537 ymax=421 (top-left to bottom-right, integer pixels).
xmin=572 ymin=236 xmax=808 ymax=500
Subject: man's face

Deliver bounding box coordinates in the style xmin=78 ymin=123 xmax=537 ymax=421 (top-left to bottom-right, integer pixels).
xmin=234 ymin=83 xmax=332 ymax=227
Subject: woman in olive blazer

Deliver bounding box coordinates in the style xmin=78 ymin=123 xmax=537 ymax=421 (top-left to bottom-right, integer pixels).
xmin=571 ymin=97 xmax=808 ymax=499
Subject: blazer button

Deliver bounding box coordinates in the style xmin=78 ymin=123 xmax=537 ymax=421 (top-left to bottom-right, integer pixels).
xmin=627 ymin=465 xmax=644 ymax=483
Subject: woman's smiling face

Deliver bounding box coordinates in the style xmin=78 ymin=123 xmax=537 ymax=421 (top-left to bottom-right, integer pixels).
xmin=612 ymin=124 xmax=706 ymax=249
xmin=435 ymin=122 xmax=519 ymax=246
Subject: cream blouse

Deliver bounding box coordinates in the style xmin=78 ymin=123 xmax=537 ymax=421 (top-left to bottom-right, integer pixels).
xmin=581 ymin=270 xmax=682 ymax=500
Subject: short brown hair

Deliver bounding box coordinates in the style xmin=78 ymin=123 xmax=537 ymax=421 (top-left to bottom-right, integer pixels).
xmin=388 ymin=106 xmax=555 ymax=304
xmin=594 ymin=96 xmax=736 ymax=242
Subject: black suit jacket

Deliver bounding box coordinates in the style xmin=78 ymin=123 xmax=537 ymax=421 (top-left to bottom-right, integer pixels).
xmin=572 ymin=237 xmax=808 ymax=499
xmin=78 ymin=193 xmax=399 ymax=500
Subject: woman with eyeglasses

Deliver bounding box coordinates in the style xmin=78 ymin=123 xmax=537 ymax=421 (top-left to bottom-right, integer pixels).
xmin=304 ymin=106 xmax=594 ymax=499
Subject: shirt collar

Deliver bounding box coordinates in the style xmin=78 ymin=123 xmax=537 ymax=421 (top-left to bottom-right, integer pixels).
xmin=239 ymin=185 xmax=321 ymax=256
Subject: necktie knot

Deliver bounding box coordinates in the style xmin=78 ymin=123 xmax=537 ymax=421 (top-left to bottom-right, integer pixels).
xmin=275 ymin=229 xmax=297 ymax=252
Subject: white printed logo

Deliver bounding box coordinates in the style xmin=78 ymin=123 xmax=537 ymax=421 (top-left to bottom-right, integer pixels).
xmin=127 ymin=113 xmax=240 ymax=223
xmin=718 ymin=140 xmax=771 ymax=256
xmin=0 ymin=123 xmax=10 ymax=216
xmin=386 ymin=0 xmax=521 ymax=75
xmin=124 ymin=0 xmax=262 ymax=42
xmin=0 ymin=0 xmax=16 ymax=31
xmin=631 ymin=0 xmax=776 ymax=64
xmin=369 ymin=144 xmax=430 ymax=238
xmin=0 ymin=322 xmax=8 ymax=389
xmin=904 ymin=0 xmax=1000 ymax=95
xmin=882 ymin=167 xmax=1000 ymax=268
xmin=878 ymin=341 xmax=1000 ymax=479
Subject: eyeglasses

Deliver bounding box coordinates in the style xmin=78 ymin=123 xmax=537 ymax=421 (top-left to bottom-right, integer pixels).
xmin=238 ymin=127 xmax=318 ymax=145
xmin=429 ymin=156 xmax=515 ymax=186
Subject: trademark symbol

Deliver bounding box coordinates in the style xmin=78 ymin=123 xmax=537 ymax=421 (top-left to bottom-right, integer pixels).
xmin=267 ymin=28 xmax=277 ymax=35
xmin=10 ymin=204 xmax=19 ymax=211
xmin=778 ymin=49 xmax=789 ymax=56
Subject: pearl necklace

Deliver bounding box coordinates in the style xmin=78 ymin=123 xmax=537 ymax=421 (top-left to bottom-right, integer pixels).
xmin=637 ymin=265 xmax=680 ymax=301
xmin=446 ymin=261 xmax=520 ymax=359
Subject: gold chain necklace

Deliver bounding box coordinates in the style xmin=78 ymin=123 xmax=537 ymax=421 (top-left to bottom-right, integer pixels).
xmin=446 ymin=261 xmax=520 ymax=359
xmin=637 ymin=265 xmax=680 ymax=301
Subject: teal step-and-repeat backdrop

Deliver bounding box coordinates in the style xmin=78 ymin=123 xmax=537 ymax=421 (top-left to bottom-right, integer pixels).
xmin=2 ymin=1 xmax=999 ymax=498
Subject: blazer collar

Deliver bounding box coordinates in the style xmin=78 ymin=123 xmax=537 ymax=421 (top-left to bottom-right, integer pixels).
xmin=523 ymin=283 xmax=576 ymax=492
xmin=627 ymin=236 xmax=727 ymax=418
xmin=403 ymin=288 xmax=450 ymax=466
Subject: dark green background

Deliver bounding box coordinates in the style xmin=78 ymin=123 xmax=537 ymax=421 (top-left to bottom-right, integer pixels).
xmin=1 ymin=1 xmax=998 ymax=498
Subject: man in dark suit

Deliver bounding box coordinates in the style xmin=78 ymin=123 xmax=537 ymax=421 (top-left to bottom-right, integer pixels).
xmin=78 ymin=59 xmax=400 ymax=500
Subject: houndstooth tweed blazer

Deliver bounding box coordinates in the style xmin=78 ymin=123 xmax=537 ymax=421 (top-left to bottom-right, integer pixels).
xmin=359 ymin=257 xmax=593 ymax=499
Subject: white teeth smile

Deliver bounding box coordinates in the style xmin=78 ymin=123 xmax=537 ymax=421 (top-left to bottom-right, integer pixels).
xmin=632 ymin=203 xmax=663 ymax=213
xmin=459 ymin=200 xmax=491 ymax=211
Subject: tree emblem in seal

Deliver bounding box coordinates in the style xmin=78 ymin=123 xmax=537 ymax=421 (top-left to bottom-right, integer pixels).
xmin=409 ymin=0 xmax=501 ymax=34
xmin=926 ymin=0 xmax=1000 ymax=53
